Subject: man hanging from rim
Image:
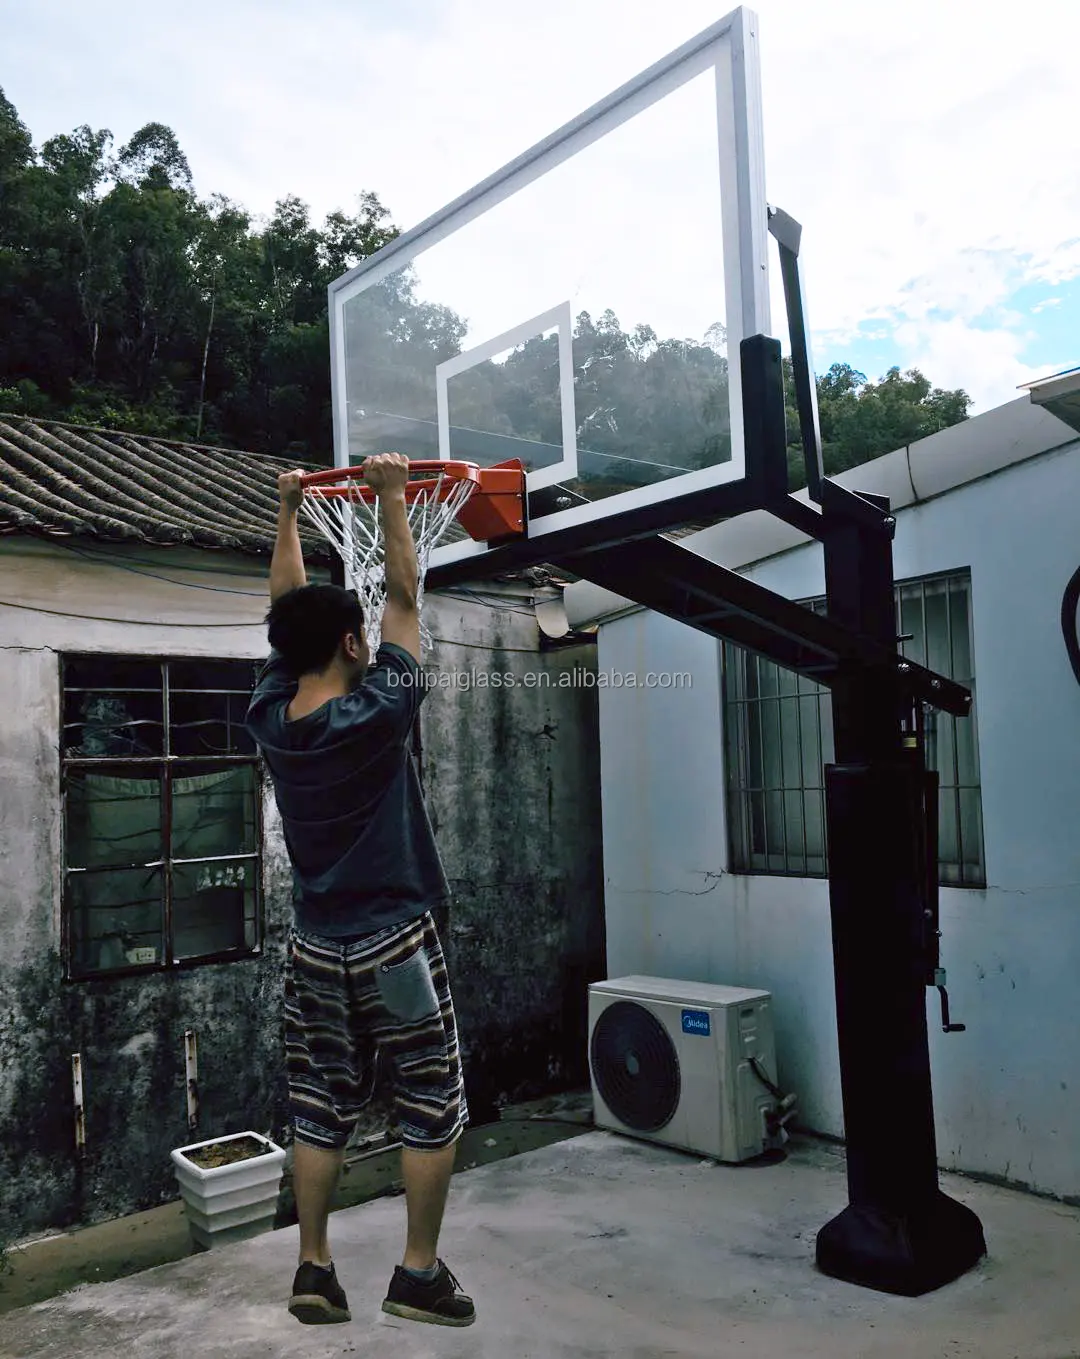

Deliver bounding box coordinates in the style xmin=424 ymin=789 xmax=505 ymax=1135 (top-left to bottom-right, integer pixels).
xmin=246 ymin=454 xmax=475 ymax=1329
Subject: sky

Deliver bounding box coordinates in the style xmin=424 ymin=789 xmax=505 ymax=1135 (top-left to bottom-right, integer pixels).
xmin=3 ymin=0 xmax=1079 ymax=414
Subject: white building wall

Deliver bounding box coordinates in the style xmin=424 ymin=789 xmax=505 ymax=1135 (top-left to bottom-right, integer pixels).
xmin=0 ymin=538 xmax=274 ymax=657
xmin=598 ymin=618 xmax=729 ymax=977
xmin=593 ymin=436 xmax=1080 ymax=1199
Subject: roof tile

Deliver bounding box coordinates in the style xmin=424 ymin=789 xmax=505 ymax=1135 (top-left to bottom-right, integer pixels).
xmin=0 ymin=418 xmax=329 ymax=558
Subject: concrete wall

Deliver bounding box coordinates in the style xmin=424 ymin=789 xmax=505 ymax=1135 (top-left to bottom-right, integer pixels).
xmin=592 ymin=437 xmax=1080 ymax=1201
xmin=421 ymin=593 xmax=606 ymax=1123
xmin=0 ymin=540 xmax=603 ymax=1239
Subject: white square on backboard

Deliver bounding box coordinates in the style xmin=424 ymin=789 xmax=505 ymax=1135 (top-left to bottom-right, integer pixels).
xmin=434 ymin=302 xmax=577 ymax=491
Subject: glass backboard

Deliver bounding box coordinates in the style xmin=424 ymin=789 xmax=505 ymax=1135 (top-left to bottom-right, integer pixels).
xmin=329 ymin=6 xmax=769 ymax=570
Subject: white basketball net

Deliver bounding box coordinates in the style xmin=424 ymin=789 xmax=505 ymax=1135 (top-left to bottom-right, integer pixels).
xmin=299 ymin=470 xmax=475 ymax=652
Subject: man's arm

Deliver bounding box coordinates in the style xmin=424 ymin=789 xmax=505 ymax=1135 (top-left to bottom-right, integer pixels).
xmin=270 ymin=470 xmax=307 ymax=603
xmin=365 ymin=453 xmax=420 ymax=661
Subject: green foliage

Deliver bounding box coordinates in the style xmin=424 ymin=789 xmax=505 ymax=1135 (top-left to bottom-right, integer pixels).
xmin=0 ymin=90 xmax=397 ymax=461
xmin=0 ymin=86 xmax=971 ymax=478
xmin=115 ymin=122 xmax=193 ymax=192
xmin=0 ymin=88 xmax=33 ymax=172
xmin=569 ymin=311 xmax=732 ymax=487
xmin=64 ymin=382 xmax=194 ymax=437
xmin=0 ymin=378 xmax=52 ymax=416
xmin=784 ymin=358 xmax=972 ymax=489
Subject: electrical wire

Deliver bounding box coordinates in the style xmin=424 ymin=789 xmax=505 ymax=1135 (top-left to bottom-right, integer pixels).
xmin=0 ymin=597 xmax=264 ymax=627
xmin=1 ymin=598 xmax=592 ymax=647
xmin=25 ymin=538 xmax=245 ymax=576
xmin=437 ymin=588 xmax=540 ymax=618
xmin=44 ymin=542 xmax=552 ymax=612
xmin=50 ymin=540 xmax=270 ymax=597
xmin=0 ymin=598 xmax=562 ymax=644
xmin=426 ymin=635 xmax=542 ymax=654
xmin=496 ymin=1115 xmax=593 ymax=1126
xmin=51 ymin=538 xmax=272 ymax=579
xmin=6 ymin=543 xmax=578 ymax=634
xmin=748 ymin=1057 xmax=784 ymax=1102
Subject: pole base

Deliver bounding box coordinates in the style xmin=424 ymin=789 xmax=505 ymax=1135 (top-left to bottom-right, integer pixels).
xmin=816 ymin=1191 xmax=986 ymax=1296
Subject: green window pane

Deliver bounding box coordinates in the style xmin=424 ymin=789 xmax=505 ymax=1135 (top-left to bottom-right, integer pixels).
xmin=172 ymin=859 xmax=258 ymax=960
xmin=66 ymin=769 xmax=162 ymax=869
xmin=68 ymin=866 xmax=163 ymax=974
xmin=171 ymin=764 xmax=259 ymax=859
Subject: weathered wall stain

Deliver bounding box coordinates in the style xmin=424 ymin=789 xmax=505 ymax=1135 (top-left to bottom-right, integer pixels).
xmin=420 ymin=596 xmax=606 ymax=1123
xmin=2 ymin=945 xmax=291 ymax=1235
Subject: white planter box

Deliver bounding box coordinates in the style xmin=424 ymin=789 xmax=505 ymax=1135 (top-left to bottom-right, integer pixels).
xmin=171 ymin=1131 xmax=286 ymax=1250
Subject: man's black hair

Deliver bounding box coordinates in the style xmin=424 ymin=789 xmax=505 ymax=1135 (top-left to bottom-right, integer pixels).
xmin=266 ymin=584 xmax=365 ymax=675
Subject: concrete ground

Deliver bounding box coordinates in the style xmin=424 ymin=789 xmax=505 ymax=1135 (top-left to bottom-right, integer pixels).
xmin=3 ymin=1132 xmax=1078 ymax=1359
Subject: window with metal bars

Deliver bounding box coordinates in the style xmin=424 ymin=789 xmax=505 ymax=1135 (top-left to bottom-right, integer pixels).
xmin=61 ymin=656 xmax=263 ymax=978
xmin=722 ymin=570 xmax=984 ymax=887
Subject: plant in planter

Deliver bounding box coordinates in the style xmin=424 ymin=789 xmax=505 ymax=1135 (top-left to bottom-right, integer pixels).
xmin=171 ymin=1130 xmax=287 ymax=1250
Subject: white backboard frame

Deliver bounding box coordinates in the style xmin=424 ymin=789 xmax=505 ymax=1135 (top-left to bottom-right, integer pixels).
xmin=329 ymin=5 xmax=769 ymax=571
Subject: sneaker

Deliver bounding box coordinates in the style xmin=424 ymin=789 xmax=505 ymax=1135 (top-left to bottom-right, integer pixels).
xmin=381 ymin=1260 xmax=476 ymax=1327
xmin=288 ymin=1260 xmax=351 ymax=1324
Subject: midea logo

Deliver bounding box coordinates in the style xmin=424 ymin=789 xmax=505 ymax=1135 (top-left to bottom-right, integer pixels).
xmin=681 ymin=1009 xmax=711 ymax=1036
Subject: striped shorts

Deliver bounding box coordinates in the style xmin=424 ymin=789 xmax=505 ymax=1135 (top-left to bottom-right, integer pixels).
xmin=283 ymin=911 xmax=468 ymax=1152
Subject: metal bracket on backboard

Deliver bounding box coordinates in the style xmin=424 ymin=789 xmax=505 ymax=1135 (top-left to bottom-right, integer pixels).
xmin=768 ymin=204 xmax=825 ymax=503
xmin=764 ymin=207 xmax=896 ymax=537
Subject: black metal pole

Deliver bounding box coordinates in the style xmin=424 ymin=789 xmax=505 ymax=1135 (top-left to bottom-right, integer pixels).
xmin=814 ymin=489 xmax=986 ymax=1295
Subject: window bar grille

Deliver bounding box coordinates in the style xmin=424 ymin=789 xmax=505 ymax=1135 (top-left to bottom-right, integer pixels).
xmin=754 ymin=668 xmax=770 ymax=869
xmin=724 ymin=573 xmax=979 ymax=884
xmin=170 ymin=851 xmax=260 ymax=867
xmin=773 ymin=691 xmax=789 ymax=872
xmin=159 ymin=666 xmax=171 ymax=964
xmin=734 ymin=663 xmax=750 ymax=870
xmin=62 ymin=657 xmax=263 ymax=979
xmin=945 ymin=578 xmax=966 ymax=882
xmin=794 ymin=672 xmax=809 ymax=874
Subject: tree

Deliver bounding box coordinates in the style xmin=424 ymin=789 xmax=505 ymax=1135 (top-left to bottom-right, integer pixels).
xmin=0 ymin=89 xmax=37 ymax=389
xmin=0 ymin=87 xmax=33 ymax=199
xmin=321 ymin=191 xmax=397 ymax=278
xmin=115 ymin=123 xmax=193 ymax=193
xmin=35 ymin=125 xmax=118 ymax=377
xmin=189 ymin=196 xmax=261 ymax=439
xmin=0 ymin=91 xmax=404 ymax=458
xmin=812 ymin=363 xmax=970 ymax=477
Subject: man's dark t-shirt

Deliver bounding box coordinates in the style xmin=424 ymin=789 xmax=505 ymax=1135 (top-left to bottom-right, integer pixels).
xmin=246 ymin=643 xmax=449 ymax=939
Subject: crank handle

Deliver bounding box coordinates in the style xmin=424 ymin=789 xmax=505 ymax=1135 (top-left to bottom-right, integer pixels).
xmin=933 ymin=968 xmax=966 ymax=1033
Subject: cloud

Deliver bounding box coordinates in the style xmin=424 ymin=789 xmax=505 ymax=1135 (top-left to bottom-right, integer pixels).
xmin=754 ymin=0 xmax=1080 ymax=403
xmin=891 ymin=317 xmax=1045 ymax=412
xmin=3 ymin=0 xmax=1078 ymax=413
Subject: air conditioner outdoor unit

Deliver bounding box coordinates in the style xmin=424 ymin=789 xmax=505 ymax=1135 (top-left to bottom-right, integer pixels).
xmin=588 ymin=975 xmax=795 ymax=1163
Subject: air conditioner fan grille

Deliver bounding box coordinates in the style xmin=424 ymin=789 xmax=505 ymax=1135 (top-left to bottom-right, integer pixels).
xmin=590 ymin=999 xmax=680 ymax=1132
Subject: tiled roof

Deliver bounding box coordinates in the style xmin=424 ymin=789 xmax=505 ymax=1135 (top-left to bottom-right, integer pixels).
xmin=0 ymin=416 xmax=719 ymax=577
xmin=0 ymin=418 xmax=330 ymax=558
